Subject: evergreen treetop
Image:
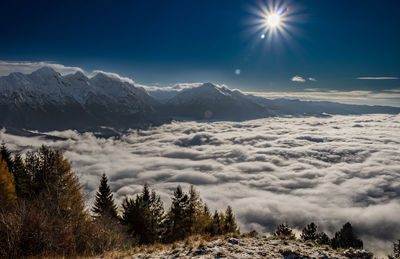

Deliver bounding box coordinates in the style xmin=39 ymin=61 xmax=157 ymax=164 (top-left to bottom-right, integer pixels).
xmin=92 ymin=173 xmax=118 ymax=219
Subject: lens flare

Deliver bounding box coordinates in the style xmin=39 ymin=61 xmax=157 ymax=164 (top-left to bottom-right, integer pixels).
xmin=247 ymin=0 xmax=300 ymax=47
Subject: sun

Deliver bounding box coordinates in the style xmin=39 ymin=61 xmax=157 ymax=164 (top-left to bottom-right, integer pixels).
xmin=247 ymin=0 xmax=300 ymax=44
xmin=267 ymin=13 xmax=281 ymax=27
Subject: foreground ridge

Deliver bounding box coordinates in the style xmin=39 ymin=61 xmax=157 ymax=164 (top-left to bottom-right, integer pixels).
xmin=101 ymin=235 xmax=374 ymax=259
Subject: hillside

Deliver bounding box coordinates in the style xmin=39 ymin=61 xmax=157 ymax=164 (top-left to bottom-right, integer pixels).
xmin=102 ymin=235 xmax=374 ymax=259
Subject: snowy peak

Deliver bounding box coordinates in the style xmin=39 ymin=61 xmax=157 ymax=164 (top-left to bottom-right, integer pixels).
xmin=166 ymin=82 xmax=270 ymax=120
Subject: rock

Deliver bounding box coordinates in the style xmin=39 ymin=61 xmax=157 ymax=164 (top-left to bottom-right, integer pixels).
xmin=227 ymin=238 xmax=239 ymax=245
xmin=343 ymin=248 xmax=373 ymax=259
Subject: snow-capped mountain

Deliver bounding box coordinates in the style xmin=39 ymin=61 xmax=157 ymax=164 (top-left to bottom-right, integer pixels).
xmin=0 ymin=67 xmax=163 ymax=131
xmin=164 ymin=83 xmax=272 ymax=120
xmin=0 ymin=67 xmax=399 ymax=132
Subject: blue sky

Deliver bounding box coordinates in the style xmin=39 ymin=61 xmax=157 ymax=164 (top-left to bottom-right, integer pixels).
xmin=0 ymin=0 xmax=399 ymax=102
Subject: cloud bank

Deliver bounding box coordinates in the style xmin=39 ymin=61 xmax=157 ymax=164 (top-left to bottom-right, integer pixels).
xmin=247 ymin=90 xmax=400 ymax=107
xmin=1 ymin=114 xmax=399 ymax=256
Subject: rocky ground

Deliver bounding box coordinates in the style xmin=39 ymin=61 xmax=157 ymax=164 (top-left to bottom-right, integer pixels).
xmin=101 ymin=236 xmax=374 ymax=259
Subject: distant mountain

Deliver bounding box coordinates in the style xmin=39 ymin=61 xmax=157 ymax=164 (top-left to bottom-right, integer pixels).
xmin=247 ymin=95 xmax=400 ymax=116
xmin=0 ymin=67 xmax=164 ymax=131
xmin=0 ymin=67 xmax=399 ymax=132
xmin=164 ymin=83 xmax=273 ymax=120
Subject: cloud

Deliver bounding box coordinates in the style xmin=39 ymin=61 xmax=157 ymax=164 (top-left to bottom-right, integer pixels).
xmin=137 ymin=82 xmax=202 ymax=92
xmin=0 ymin=61 xmax=84 ymax=76
xmin=291 ymin=75 xmax=306 ymax=82
xmin=357 ymin=77 xmax=399 ymax=80
xmin=308 ymin=77 xmax=317 ymax=82
xmin=246 ymin=90 xmax=400 ymax=107
xmin=1 ymin=114 xmax=399 ymax=256
xmin=90 ymin=70 xmax=135 ymax=84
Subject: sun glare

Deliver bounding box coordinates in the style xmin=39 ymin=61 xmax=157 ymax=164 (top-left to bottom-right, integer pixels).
xmin=267 ymin=13 xmax=281 ymax=27
xmin=248 ymin=0 xmax=299 ymax=45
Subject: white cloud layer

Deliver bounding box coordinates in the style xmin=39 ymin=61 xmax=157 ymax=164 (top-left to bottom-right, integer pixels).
xmin=1 ymin=114 xmax=399 ymax=256
xmin=247 ymin=90 xmax=400 ymax=107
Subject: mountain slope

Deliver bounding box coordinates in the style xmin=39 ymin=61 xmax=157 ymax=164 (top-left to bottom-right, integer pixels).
xmin=0 ymin=67 xmax=164 ymax=131
xmin=164 ymin=83 xmax=272 ymax=120
xmin=0 ymin=68 xmax=399 ymax=132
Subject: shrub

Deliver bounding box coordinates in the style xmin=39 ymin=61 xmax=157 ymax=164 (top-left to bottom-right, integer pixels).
xmin=301 ymin=222 xmax=317 ymax=241
xmin=274 ymin=223 xmax=295 ymax=239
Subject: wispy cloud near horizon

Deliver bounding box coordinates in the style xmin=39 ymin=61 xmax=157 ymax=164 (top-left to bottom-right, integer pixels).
xmin=246 ymin=90 xmax=400 ymax=107
xmin=357 ymin=77 xmax=399 ymax=80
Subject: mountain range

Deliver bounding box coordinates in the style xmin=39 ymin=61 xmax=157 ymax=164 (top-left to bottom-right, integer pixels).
xmin=0 ymin=67 xmax=399 ymax=133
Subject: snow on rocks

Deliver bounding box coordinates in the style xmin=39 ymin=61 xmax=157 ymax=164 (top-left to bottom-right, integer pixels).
xmin=118 ymin=236 xmax=372 ymax=259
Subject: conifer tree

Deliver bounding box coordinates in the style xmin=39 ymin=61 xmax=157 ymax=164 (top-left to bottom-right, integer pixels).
xmin=23 ymin=146 xmax=86 ymax=221
xmin=274 ymin=223 xmax=295 ymax=239
xmin=122 ymin=184 xmax=165 ymax=244
xmin=0 ymin=143 xmax=14 ymax=173
xmin=164 ymin=185 xmax=189 ymax=242
xmin=223 ymin=206 xmax=239 ymax=234
xmin=331 ymin=222 xmax=363 ymax=249
xmin=92 ymin=173 xmax=118 ymax=219
xmin=301 ymin=222 xmax=317 ymax=241
xmin=207 ymin=210 xmax=223 ymax=236
xmin=0 ymin=154 xmax=17 ymax=208
xmin=316 ymin=232 xmax=330 ymax=245
xmin=186 ymin=185 xmax=202 ymax=233
xmin=12 ymin=152 xmax=31 ymax=199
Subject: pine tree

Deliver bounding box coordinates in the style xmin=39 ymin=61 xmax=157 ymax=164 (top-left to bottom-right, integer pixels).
xmin=186 ymin=185 xmax=203 ymax=233
xmin=122 ymin=184 xmax=165 ymax=244
xmin=207 ymin=210 xmax=223 ymax=236
xmin=301 ymin=222 xmax=317 ymax=241
xmin=223 ymin=206 xmax=239 ymax=234
xmin=23 ymin=146 xmax=86 ymax=221
xmin=331 ymin=222 xmax=363 ymax=249
xmin=164 ymin=185 xmax=189 ymax=242
xmin=316 ymin=232 xmax=330 ymax=245
xmin=193 ymin=203 xmax=212 ymax=234
xmin=0 ymin=154 xmax=17 ymax=208
xmin=274 ymin=223 xmax=295 ymax=239
xmin=92 ymin=173 xmax=118 ymax=219
xmin=12 ymin=152 xmax=31 ymax=199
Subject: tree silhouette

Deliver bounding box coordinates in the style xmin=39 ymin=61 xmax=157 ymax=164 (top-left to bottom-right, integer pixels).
xmin=316 ymin=232 xmax=331 ymax=245
xmin=223 ymin=206 xmax=239 ymax=234
xmin=122 ymin=184 xmax=164 ymax=244
xmin=92 ymin=173 xmax=118 ymax=219
xmin=331 ymin=222 xmax=363 ymax=249
xmin=164 ymin=185 xmax=189 ymax=242
xmin=274 ymin=223 xmax=295 ymax=239
xmin=301 ymin=222 xmax=317 ymax=241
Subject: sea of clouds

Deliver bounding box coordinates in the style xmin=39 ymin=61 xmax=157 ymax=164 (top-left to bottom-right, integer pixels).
xmin=1 ymin=114 xmax=399 ymax=255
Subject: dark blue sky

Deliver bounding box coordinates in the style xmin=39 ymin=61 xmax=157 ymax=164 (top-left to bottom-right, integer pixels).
xmin=1 ymin=0 xmax=399 ymax=92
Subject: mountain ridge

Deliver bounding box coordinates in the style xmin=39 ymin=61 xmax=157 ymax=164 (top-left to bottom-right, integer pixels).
xmin=0 ymin=67 xmax=399 ymax=132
